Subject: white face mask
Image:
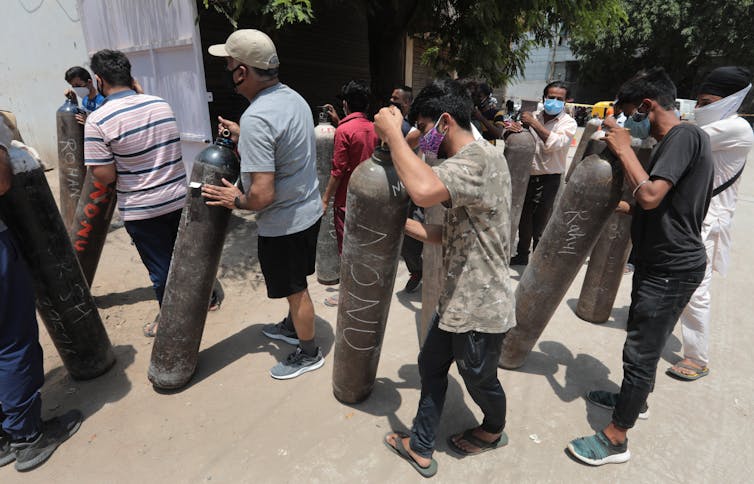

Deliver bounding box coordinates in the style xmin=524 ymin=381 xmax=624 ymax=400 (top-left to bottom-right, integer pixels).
xmin=693 ymin=84 xmax=751 ymax=127
xmin=73 ymin=86 xmax=90 ymax=100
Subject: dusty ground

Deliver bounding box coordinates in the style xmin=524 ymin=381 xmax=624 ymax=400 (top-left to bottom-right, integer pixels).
xmin=2 ymin=135 xmax=753 ymax=483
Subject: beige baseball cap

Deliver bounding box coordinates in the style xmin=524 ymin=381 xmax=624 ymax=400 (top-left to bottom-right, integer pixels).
xmin=208 ymin=29 xmax=280 ymax=69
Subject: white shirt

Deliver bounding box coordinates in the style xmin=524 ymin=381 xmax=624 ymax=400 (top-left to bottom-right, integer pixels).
xmin=529 ymin=110 xmax=577 ymax=175
xmin=701 ymin=115 xmax=754 ymax=275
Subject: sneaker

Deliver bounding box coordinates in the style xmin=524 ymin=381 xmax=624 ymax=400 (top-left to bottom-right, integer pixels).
xmin=262 ymin=317 xmax=299 ymax=345
xmin=567 ymin=431 xmax=630 ymax=466
xmin=586 ymin=390 xmax=649 ymax=420
xmin=270 ymin=347 xmax=324 ymax=380
xmin=11 ymin=409 xmax=83 ymax=471
xmin=510 ymin=254 xmax=528 ymax=266
xmin=0 ymin=432 xmax=14 ymax=467
xmin=404 ymin=273 xmax=422 ymax=293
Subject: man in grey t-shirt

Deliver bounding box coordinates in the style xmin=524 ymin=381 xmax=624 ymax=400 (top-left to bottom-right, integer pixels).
xmin=202 ymin=29 xmax=324 ymax=380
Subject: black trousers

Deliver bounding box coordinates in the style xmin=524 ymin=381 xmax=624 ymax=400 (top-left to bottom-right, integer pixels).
xmin=516 ymin=174 xmax=561 ymax=257
xmin=612 ymin=266 xmax=705 ymax=429
xmin=401 ymin=203 xmax=424 ymax=275
xmin=409 ymin=314 xmax=507 ymax=458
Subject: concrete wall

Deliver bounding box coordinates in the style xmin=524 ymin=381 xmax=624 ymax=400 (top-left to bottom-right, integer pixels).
xmin=506 ymin=41 xmax=577 ymax=104
xmin=0 ymin=0 xmax=89 ymax=164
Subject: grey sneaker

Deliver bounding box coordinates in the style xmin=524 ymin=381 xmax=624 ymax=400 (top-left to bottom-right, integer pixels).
xmin=0 ymin=432 xmax=14 ymax=467
xmin=262 ymin=318 xmax=299 ymax=345
xmin=12 ymin=409 xmax=82 ymax=471
xmin=270 ymin=347 xmax=324 ymax=380
xmin=586 ymin=390 xmax=649 ymax=420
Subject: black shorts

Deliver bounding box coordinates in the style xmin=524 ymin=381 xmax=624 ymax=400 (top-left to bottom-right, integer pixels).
xmin=258 ymin=218 xmax=320 ymax=299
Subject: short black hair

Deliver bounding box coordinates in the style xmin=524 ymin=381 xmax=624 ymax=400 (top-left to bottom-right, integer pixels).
xmin=90 ymin=50 xmax=133 ymax=88
xmin=616 ymin=67 xmax=677 ymax=110
xmin=252 ymin=66 xmax=279 ymax=80
xmin=64 ymin=66 xmax=91 ymax=83
xmin=393 ymin=85 xmax=413 ymax=102
xmin=341 ymin=80 xmax=370 ymax=113
xmin=408 ymin=79 xmax=473 ymax=130
xmin=543 ymin=80 xmax=570 ymax=100
xmin=478 ymin=82 xmax=492 ymax=96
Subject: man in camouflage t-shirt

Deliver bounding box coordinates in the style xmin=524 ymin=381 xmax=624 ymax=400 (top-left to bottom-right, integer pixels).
xmin=374 ymin=79 xmax=514 ymax=478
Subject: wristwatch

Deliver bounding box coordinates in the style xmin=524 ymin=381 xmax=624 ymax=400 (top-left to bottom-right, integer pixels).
xmin=234 ymin=195 xmax=242 ymax=209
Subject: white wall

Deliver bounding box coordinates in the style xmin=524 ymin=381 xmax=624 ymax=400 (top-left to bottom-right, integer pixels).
xmin=0 ymin=0 xmax=89 ymax=163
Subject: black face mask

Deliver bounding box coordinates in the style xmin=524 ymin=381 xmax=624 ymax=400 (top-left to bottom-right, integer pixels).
xmin=227 ymin=65 xmax=244 ymax=92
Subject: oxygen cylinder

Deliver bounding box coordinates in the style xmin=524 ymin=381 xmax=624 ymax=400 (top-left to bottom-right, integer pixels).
xmin=56 ymin=98 xmax=86 ymax=230
xmin=565 ymin=118 xmax=602 ymax=182
xmin=314 ymin=110 xmax=339 ymax=284
xmin=504 ymin=131 xmax=536 ymax=247
xmin=332 ymin=145 xmax=409 ymax=403
xmin=68 ymin=170 xmax=116 ymax=287
xmin=0 ymin=146 xmax=115 ymax=380
xmin=500 ymin=141 xmax=623 ymax=369
xmin=574 ymin=144 xmax=653 ymax=324
xmin=148 ymin=135 xmax=240 ymax=390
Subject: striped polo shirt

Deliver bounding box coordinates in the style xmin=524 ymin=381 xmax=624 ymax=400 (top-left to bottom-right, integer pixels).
xmin=84 ymin=90 xmax=186 ymax=221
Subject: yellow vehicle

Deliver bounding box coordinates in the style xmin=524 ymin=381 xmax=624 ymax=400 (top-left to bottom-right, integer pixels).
xmin=591 ymin=101 xmax=614 ymax=119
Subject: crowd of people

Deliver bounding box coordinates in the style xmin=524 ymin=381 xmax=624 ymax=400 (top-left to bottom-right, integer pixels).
xmin=0 ymin=27 xmax=752 ymax=476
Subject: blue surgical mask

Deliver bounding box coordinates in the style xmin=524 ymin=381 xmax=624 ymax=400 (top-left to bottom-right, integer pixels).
xmin=543 ymin=98 xmax=564 ymax=115
xmin=624 ymin=114 xmax=650 ymax=139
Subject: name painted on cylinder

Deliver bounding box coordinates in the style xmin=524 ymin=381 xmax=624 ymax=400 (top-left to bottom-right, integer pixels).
xmin=558 ymin=210 xmax=590 ymax=255
xmin=342 ymin=223 xmax=389 ymax=352
xmin=73 ymin=181 xmax=111 ymax=252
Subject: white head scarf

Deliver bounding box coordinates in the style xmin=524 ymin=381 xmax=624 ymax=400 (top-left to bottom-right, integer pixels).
xmin=693 ymin=84 xmax=752 ymax=127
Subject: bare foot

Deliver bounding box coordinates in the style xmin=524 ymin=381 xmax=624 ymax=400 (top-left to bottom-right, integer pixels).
xmin=450 ymin=427 xmax=502 ymax=453
xmin=384 ymin=433 xmax=432 ymax=469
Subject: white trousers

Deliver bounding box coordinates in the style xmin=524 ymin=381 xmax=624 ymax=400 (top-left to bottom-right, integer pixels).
xmin=678 ymin=230 xmax=718 ymax=367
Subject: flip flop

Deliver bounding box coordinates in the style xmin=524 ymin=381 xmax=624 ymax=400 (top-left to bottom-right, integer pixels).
xmin=323 ymin=294 xmax=339 ymax=307
xmin=383 ymin=432 xmax=438 ymax=478
xmin=446 ymin=428 xmax=508 ymax=456
xmin=143 ymin=317 xmax=158 ymax=338
xmin=666 ymin=362 xmax=709 ymax=381
xmin=208 ymin=293 xmax=222 ymax=312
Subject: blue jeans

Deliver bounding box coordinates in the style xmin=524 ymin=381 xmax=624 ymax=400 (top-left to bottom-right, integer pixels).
xmin=410 ymin=314 xmax=507 ymax=458
xmin=0 ymin=230 xmax=43 ymax=440
xmin=612 ymin=266 xmax=705 ymax=429
xmin=124 ymin=209 xmax=182 ymax=306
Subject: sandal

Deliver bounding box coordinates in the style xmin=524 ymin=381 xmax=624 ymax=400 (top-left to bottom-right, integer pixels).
xmin=143 ymin=316 xmax=159 ymax=338
xmin=383 ymin=432 xmax=437 ymax=478
xmin=667 ymin=361 xmax=709 ymax=381
xmin=447 ymin=428 xmax=508 ymax=456
xmin=323 ymin=294 xmax=339 ymax=307
xmin=208 ymin=293 xmax=222 ymax=312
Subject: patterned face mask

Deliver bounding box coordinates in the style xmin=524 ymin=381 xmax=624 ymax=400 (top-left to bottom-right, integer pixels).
xmin=418 ymin=116 xmax=446 ymax=161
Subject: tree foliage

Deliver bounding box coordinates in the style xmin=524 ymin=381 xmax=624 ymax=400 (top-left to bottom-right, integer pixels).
xmin=412 ymin=0 xmax=626 ymax=85
xmin=201 ymin=0 xmax=314 ymax=29
xmin=201 ymin=0 xmax=626 ymax=87
xmin=570 ymin=0 xmax=754 ymax=97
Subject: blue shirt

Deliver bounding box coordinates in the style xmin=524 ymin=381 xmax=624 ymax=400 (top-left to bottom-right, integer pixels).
xmin=82 ymin=93 xmax=106 ymax=112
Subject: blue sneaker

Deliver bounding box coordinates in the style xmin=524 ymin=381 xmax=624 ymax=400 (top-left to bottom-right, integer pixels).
xmin=567 ymin=431 xmax=630 ymax=466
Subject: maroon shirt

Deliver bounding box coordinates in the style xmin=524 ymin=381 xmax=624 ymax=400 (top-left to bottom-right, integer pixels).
xmin=331 ymin=112 xmax=379 ymax=208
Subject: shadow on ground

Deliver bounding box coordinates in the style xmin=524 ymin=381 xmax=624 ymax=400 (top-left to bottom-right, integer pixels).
xmin=343 ymin=363 xmax=482 ymax=457
xmin=95 ymin=286 xmax=154 ymax=309
xmin=509 ymin=340 xmax=619 ymax=431
xmin=41 ymin=344 xmax=136 ymax=421
xmin=160 ymin=316 xmax=335 ymax=392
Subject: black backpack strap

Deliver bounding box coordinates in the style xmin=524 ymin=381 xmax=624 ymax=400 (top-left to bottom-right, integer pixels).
xmin=713 ymin=163 xmax=746 ymax=197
